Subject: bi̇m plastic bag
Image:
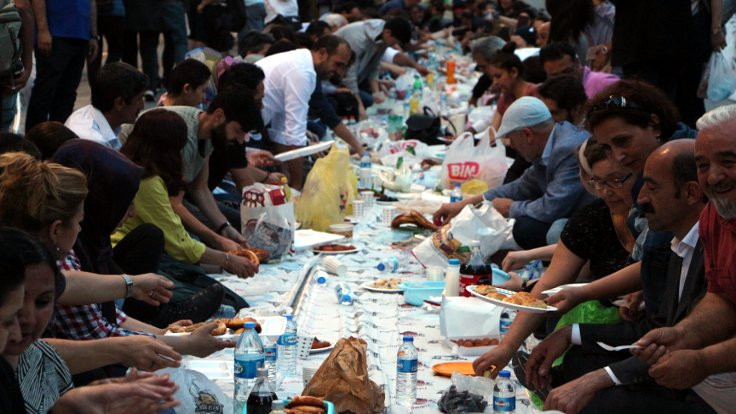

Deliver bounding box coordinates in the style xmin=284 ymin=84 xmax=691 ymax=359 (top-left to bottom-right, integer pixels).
xmin=413 ymin=202 xmax=512 ymax=267
xmin=158 ymin=367 xmax=233 ymax=414
xmin=707 ymin=51 xmax=736 ymax=101
xmin=240 ymin=183 xmax=294 ymax=260
xmin=295 ymin=144 xmax=357 ymax=231
xmin=440 ymin=131 xmax=507 ymax=190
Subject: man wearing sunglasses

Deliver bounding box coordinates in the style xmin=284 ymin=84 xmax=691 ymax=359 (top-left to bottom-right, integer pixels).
xmin=433 ymin=96 xmax=595 ymax=249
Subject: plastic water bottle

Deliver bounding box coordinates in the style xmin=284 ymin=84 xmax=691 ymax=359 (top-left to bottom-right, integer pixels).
xmin=440 ymin=92 xmax=449 ymax=116
xmin=262 ymin=336 xmax=278 ymax=385
xmin=450 ymin=183 xmax=463 ymax=203
xmin=376 ymin=256 xmax=399 ymax=273
xmin=493 ymin=370 xmax=516 ymax=413
xmin=234 ymin=322 xmax=265 ymax=412
xmin=359 ymin=153 xmax=373 ymax=189
xmin=413 ymin=75 xmax=423 ymax=99
xmin=396 ymin=336 xmax=418 ymax=407
xmin=335 ymin=282 xmax=355 ymax=305
xmin=276 ymin=315 xmax=297 ymax=376
xmin=499 ymin=310 xmax=516 ymax=340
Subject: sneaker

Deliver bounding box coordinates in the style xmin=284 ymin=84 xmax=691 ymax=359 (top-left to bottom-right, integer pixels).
xmin=149 ymin=283 xmax=225 ymax=328
xmin=512 ymin=350 xmax=550 ymax=401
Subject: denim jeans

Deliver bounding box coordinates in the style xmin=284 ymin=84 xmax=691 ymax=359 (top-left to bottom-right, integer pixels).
xmin=0 ymin=92 xmax=17 ymax=132
xmin=25 ymin=37 xmax=88 ymax=130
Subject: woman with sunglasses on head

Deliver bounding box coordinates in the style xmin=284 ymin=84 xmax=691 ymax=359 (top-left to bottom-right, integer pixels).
xmin=542 ymin=80 xmax=695 ymax=337
xmin=0 ymin=227 xmax=179 ymax=414
xmin=474 ymin=139 xmax=636 ymax=378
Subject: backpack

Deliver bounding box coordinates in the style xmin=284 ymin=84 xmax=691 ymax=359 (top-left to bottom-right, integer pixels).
xmin=0 ymin=1 xmax=22 ymax=79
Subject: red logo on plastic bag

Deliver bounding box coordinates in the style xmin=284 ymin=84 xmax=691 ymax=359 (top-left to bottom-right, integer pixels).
xmin=389 ymin=141 xmax=418 ymax=154
xmin=447 ymin=162 xmax=480 ymax=180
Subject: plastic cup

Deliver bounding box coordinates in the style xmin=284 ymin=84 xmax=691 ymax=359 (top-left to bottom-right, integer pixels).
xmin=296 ymin=335 xmax=313 ymax=360
xmin=382 ymin=206 xmax=397 ymax=226
xmin=322 ymin=256 xmax=346 ymax=276
xmin=353 ymin=199 xmax=365 ymax=217
xmin=360 ymin=190 xmax=374 ymax=209
xmin=302 ymin=365 xmax=318 ymax=387
xmin=426 ymin=266 xmax=445 ymax=281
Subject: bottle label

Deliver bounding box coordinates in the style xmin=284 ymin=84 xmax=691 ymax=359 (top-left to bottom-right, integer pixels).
xmin=493 ymin=396 xmax=515 ymax=412
xmin=278 ymin=333 xmax=297 ymax=346
xmin=500 ymin=319 xmax=512 ymax=334
xmin=397 ymin=358 xmax=418 ymax=373
xmin=234 ymin=356 xmax=264 ymax=379
xmin=264 ymin=346 xmax=278 ymax=362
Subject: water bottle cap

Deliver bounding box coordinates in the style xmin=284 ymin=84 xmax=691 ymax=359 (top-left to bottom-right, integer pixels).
xmin=376 ymin=262 xmax=386 ymax=271
xmin=448 ymin=259 xmax=461 ymax=266
xmin=498 ymin=370 xmax=511 ymax=378
xmin=257 ymin=367 xmax=269 ymax=377
xmin=244 ymin=321 xmax=256 ymax=329
xmin=454 ymin=183 xmax=461 ymax=188
xmin=285 ymin=314 xmax=293 ymax=321
xmin=402 ymin=336 xmax=414 ymax=342
xmin=316 ymin=275 xmax=327 ymax=284
xmin=341 ymin=294 xmax=352 ymax=303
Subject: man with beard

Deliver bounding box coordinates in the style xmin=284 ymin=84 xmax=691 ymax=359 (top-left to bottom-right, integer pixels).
xmin=635 ymin=104 xmax=736 ymax=414
xmin=527 ymin=139 xmax=712 ymax=414
xmin=66 ymin=62 xmax=148 ymax=150
xmin=120 ymin=85 xmax=263 ymax=253
xmin=256 ymin=35 xmax=352 ymax=189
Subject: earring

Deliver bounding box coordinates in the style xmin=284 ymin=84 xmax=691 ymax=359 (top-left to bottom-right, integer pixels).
xmin=53 ymin=244 xmax=62 ymax=259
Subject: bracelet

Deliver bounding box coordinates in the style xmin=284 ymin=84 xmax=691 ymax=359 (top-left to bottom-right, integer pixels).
xmin=217 ymin=221 xmax=231 ymax=234
xmin=121 ymin=274 xmax=134 ymax=298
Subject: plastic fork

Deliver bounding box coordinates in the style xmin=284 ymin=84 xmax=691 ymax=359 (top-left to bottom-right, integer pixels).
xmin=596 ymin=341 xmax=641 ymax=351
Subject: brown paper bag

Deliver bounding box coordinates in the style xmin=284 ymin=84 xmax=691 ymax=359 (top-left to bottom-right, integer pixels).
xmin=302 ymin=337 xmax=385 ymax=414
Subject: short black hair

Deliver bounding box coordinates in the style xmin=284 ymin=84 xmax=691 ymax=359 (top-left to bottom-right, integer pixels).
xmin=238 ymin=31 xmax=275 ymax=56
xmin=91 ymin=62 xmax=149 ymax=112
xmin=384 ymin=17 xmax=412 ymax=45
xmin=333 ymin=1 xmax=358 ymax=13
xmin=207 ymin=85 xmax=264 ymax=132
xmin=265 ymin=40 xmax=297 ymax=56
xmin=312 ymin=34 xmax=351 ymax=55
xmin=539 ymin=42 xmax=578 ymax=65
xmin=165 ymin=59 xmax=211 ymax=97
xmin=294 ymin=32 xmax=314 ymax=49
xmin=217 ymin=63 xmax=265 ymax=91
xmin=538 ymin=75 xmax=587 ymax=117
xmin=24 ymin=121 xmax=79 ymax=160
xmin=306 ymin=21 xmax=331 ymax=38
xmin=0 ymin=132 xmax=42 ymax=159
xmin=489 ymin=42 xmax=524 ymax=76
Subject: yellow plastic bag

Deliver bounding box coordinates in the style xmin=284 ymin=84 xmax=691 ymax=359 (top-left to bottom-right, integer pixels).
xmin=460 ymin=179 xmax=489 ymax=196
xmin=295 ymin=144 xmax=357 ymax=231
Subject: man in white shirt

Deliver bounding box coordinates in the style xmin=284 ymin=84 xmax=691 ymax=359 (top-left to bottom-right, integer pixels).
xmin=65 ymin=62 xmax=148 ymax=149
xmin=256 ymin=35 xmax=352 ymax=188
xmin=524 ymin=140 xmax=714 ymax=414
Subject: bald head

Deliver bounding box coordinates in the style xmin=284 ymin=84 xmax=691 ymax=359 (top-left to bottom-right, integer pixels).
xmin=638 ymin=139 xmax=704 ymax=237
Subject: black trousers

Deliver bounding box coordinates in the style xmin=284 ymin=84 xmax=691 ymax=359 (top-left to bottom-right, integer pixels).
xmin=25 ymin=37 xmax=88 ymax=130
xmin=87 ymin=15 xmax=125 ymax=83
xmin=582 ymin=383 xmax=716 ymax=414
xmin=512 ymin=215 xmax=553 ymax=250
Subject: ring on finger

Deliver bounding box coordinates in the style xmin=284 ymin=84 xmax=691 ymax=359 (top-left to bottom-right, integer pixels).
xmin=148 ymin=290 xmax=155 ymax=297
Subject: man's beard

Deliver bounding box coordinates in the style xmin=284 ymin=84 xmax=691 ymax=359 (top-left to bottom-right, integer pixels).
xmin=709 ymin=194 xmax=736 ymax=219
xmin=211 ymin=124 xmax=231 ymax=150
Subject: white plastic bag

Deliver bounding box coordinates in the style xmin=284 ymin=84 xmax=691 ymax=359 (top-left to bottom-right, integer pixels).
xmin=241 ymin=183 xmax=294 ymax=260
xmin=158 ymin=367 xmax=233 ymax=414
xmin=707 ymin=51 xmax=736 ymax=101
xmin=412 ymin=202 xmax=513 ymax=268
xmin=439 ymin=131 xmax=508 ymax=190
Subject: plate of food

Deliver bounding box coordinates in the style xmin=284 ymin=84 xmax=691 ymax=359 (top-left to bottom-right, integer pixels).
xmin=431 ymin=361 xmax=478 ymax=377
xmin=361 ymin=277 xmax=404 ymax=293
xmin=312 ymin=244 xmax=358 ymax=254
xmin=227 ymin=247 xmax=270 ymax=265
xmin=391 ymin=210 xmax=439 ymax=231
xmin=467 ymin=285 xmax=557 ymax=313
xmin=165 ymin=317 xmax=262 ymax=339
xmin=309 ymin=337 xmax=333 ymax=354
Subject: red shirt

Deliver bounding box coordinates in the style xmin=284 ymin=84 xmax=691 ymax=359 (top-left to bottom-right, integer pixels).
xmin=699 ymin=203 xmax=736 ymax=304
xmin=496 ymin=83 xmax=539 ymax=117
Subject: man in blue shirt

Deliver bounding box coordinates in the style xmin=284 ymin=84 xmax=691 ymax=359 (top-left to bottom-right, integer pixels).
xmin=433 ymin=97 xmax=595 ymax=249
xmin=26 ymin=0 xmax=98 ymax=130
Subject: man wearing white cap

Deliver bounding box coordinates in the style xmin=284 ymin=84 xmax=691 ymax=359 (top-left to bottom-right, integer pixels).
xmin=433 ymin=96 xmax=595 ymax=249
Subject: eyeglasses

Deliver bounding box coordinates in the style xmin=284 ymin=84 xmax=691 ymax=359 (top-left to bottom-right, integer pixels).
xmin=588 ymin=172 xmax=633 ymax=190
xmin=590 ymin=95 xmax=645 ymax=113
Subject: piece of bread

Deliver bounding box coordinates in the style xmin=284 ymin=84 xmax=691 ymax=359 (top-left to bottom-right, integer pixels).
xmin=285 ymin=406 xmax=325 ymax=413
xmin=228 ymin=248 xmax=260 ymax=266
xmin=210 ymin=321 xmax=227 ymax=336
xmin=391 ymin=210 xmax=439 ymax=231
xmin=286 ymin=396 xmax=325 ymax=409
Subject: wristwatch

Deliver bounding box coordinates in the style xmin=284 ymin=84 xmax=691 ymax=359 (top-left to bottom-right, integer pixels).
xmin=121 ymin=274 xmax=134 ymax=298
